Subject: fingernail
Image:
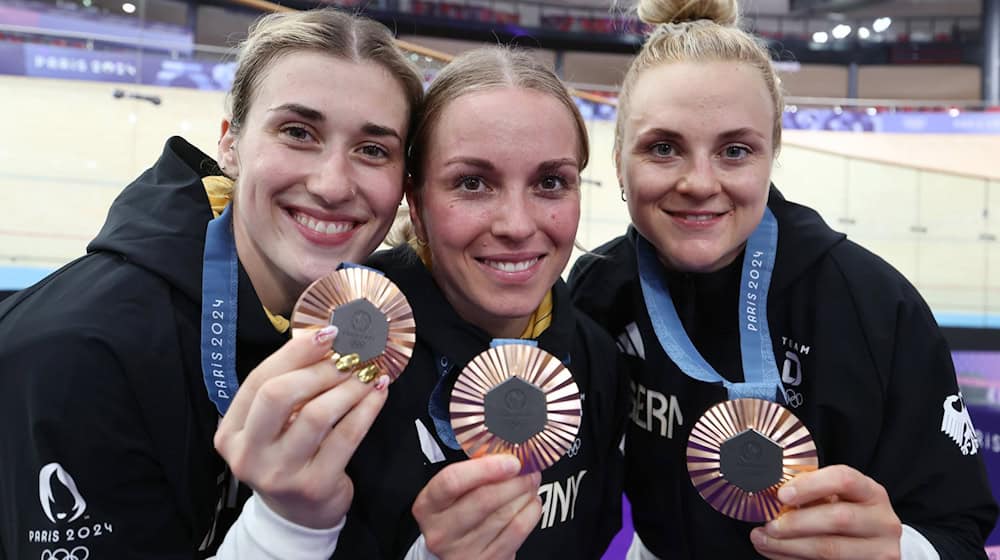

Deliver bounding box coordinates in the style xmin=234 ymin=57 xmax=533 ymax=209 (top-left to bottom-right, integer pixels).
xmin=529 ymin=471 xmax=542 ymax=486
xmin=356 ymin=364 xmax=381 ymax=383
xmin=750 ymin=528 xmax=767 ymax=547
xmin=336 ymin=353 xmax=361 ymax=371
xmin=374 ymin=374 xmax=390 ymax=391
xmin=778 ymin=484 xmax=796 ymax=504
xmin=314 ymin=325 xmax=338 ymax=345
xmin=501 ymin=455 xmax=522 ymax=475
xmin=766 ymin=517 xmax=781 ymax=534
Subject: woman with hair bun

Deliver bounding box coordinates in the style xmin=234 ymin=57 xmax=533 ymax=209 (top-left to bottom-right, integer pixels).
xmin=570 ymin=0 xmax=997 ymax=558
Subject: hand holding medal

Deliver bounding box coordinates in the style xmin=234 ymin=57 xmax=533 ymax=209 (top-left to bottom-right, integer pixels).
xmin=214 ymin=265 xmax=414 ymax=530
xmin=686 ymin=398 xmax=817 ymax=522
xmin=290 ymin=265 xmax=415 ymax=385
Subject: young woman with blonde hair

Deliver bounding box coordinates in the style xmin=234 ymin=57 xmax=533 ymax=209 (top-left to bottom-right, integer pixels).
xmin=0 ymin=9 xmax=423 ymax=557
xmin=570 ymin=0 xmax=997 ymax=558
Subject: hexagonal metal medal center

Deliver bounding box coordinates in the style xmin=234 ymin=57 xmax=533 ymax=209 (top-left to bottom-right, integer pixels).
xmin=483 ymin=377 xmax=547 ymax=445
xmin=719 ymin=429 xmax=783 ymax=493
xmin=329 ymin=298 xmax=388 ymax=362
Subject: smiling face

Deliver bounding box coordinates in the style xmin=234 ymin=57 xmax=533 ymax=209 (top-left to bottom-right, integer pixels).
xmin=411 ymin=87 xmax=583 ymax=338
xmin=218 ymin=50 xmax=410 ymax=314
xmin=618 ymin=60 xmax=775 ymax=273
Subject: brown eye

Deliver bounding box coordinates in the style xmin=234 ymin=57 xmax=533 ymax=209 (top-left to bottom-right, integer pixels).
xmin=360 ymin=144 xmax=388 ymax=159
xmin=282 ymin=125 xmax=313 ymax=141
xmin=458 ymin=176 xmax=485 ymax=191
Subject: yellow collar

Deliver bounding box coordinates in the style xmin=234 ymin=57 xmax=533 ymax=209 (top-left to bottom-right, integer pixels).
xmin=203 ymin=176 xmax=289 ymax=334
xmin=411 ymin=239 xmax=553 ymax=339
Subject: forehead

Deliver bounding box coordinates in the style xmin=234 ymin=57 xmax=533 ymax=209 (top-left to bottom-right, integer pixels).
xmin=248 ymin=50 xmax=410 ymax=128
xmin=626 ymin=61 xmax=774 ymax=138
xmin=429 ymin=87 xmax=582 ymax=162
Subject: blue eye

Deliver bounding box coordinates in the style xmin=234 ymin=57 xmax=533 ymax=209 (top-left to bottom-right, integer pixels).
xmin=651 ymin=143 xmax=673 ymax=157
xmin=724 ymin=145 xmax=751 ymax=159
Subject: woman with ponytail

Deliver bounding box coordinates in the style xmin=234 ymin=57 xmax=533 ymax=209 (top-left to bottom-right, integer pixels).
xmin=570 ymin=0 xmax=997 ymax=558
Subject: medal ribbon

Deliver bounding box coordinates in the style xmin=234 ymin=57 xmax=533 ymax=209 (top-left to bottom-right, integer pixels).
xmin=636 ymin=207 xmax=785 ymax=403
xmin=200 ymin=205 xmax=240 ymax=416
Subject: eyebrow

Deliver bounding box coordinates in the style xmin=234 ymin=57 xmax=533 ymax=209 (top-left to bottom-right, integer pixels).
xmin=269 ymin=104 xmax=402 ymax=143
xmin=444 ymin=157 xmax=579 ymax=172
xmin=269 ymin=103 xmax=324 ymax=122
xmin=361 ymin=122 xmax=402 ymax=143
xmin=444 ymin=157 xmax=495 ymax=171
xmin=637 ymin=126 xmax=766 ymax=142
xmin=538 ymin=158 xmax=580 ymax=173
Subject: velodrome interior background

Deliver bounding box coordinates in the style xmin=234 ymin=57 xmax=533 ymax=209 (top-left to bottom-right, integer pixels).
xmin=1 ymin=0 xmax=999 ymax=555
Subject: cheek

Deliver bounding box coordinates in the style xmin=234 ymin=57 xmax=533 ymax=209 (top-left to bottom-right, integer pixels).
xmin=424 ymin=204 xmax=472 ymax=249
xmin=364 ymin=172 xmax=405 ymax=214
xmin=546 ymin=203 xmax=581 ymax=245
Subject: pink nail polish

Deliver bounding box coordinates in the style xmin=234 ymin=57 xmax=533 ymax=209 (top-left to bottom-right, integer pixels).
xmin=374 ymin=374 xmax=390 ymax=391
xmin=314 ymin=325 xmax=338 ymax=345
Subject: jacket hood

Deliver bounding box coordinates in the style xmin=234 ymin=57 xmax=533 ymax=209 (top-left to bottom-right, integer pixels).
xmin=87 ymin=137 xmax=218 ymax=303
xmin=765 ymin=187 xmax=846 ymax=293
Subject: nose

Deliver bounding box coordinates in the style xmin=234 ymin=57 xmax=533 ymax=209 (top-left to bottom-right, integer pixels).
xmin=307 ymin=151 xmax=357 ymax=205
xmin=490 ymin=188 xmax=537 ymax=242
xmin=676 ymin=153 xmax=720 ymax=199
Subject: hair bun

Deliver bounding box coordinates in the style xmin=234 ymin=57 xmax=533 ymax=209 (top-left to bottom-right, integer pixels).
xmin=636 ymin=0 xmax=738 ymax=27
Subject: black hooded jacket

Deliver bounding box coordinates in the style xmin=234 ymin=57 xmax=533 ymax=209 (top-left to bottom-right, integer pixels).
xmin=334 ymin=244 xmax=628 ymax=559
xmin=0 ymin=137 xmax=285 ymax=558
xmin=569 ymin=188 xmax=997 ymax=559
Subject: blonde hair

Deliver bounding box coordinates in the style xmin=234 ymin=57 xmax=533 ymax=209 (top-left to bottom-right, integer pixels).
xmin=615 ymin=0 xmax=783 ymax=157
xmin=388 ymin=46 xmax=589 ymax=249
xmin=227 ymin=9 xmax=423 ymax=135
xmin=408 ymin=46 xmax=589 ymax=186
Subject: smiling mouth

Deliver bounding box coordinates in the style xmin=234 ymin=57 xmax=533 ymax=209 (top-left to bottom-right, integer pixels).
xmin=666 ymin=210 xmax=729 ymax=222
xmin=478 ymin=257 xmax=541 ymax=273
xmin=291 ymin=210 xmax=357 ymax=235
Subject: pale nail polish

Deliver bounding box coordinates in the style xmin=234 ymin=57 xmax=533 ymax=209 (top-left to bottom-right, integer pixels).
xmin=314 ymin=325 xmax=338 ymax=345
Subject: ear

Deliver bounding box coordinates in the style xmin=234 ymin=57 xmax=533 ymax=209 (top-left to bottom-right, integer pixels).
xmin=217 ymin=118 xmax=239 ymax=178
xmin=614 ymin=149 xmax=625 ymax=197
xmin=405 ymin=189 xmax=427 ymax=243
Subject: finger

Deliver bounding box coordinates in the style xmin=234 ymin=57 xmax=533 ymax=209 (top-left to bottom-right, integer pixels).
xmin=415 ymin=455 xmax=524 ymax=513
xmin=283 ymin=374 xmax=389 ymax=468
xmin=224 ymin=326 xmax=337 ymax=424
xmin=751 ymin=529 xmax=899 ymax=560
xmin=484 ymin=493 xmax=543 ymax=560
xmin=443 ymin=472 xmax=542 ymax=546
xmin=764 ymin=500 xmax=894 ymax=540
xmin=239 ymin=359 xmax=347 ymax=446
xmin=778 ymin=465 xmax=880 ymax=507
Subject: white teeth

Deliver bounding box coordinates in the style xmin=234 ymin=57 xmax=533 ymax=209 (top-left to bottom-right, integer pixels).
xmin=484 ymin=258 xmax=539 ymax=273
xmin=294 ymin=212 xmax=354 ymax=234
xmin=683 ymin=214 xmax=716 ymax=222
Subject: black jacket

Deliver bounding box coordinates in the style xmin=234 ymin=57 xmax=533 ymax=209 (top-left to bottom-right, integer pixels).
xmin=0 ymin=137 xmax=285 ymax=558
xmin=335 ymin=245 xmax=628 ymax=559
xmin=569 ymin=188 xmax=998 ymax=559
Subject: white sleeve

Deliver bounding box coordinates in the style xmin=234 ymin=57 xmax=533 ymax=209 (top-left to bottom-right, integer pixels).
xmin=403 ymin=534 xmax=441 ymax=560
xmin=900 ymin=524 xmax=941 ymax=560
xmin=211 ymin=493 xmax=344 ymax=559
xmin=623 ymin=526 xmax=940 ymax=560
